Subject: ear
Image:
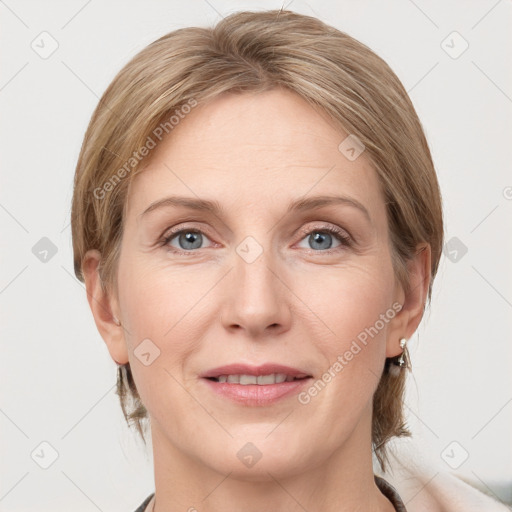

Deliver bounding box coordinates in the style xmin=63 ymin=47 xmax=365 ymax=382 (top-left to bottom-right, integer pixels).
xmin=386 ymin=242 xmax=431 ymax=358
xmin=82 ymin=249 xmax=129 ymax=365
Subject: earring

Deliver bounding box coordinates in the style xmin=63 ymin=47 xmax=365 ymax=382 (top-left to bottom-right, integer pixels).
xmin=396 ymin=337 xmax=407 ymax=367
xmin=113 ymin=316 xmax=121 ymax=326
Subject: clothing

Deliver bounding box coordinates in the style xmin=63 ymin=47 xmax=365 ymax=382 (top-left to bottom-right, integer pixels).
xmin=133 ymin=475 xmax=407 ymax=511
xmin=134 ymin=492 xmax=154 ymax=512
xmin=134 ymin=435 xmax=512 ymax=512
xmin=375 ymin=475 xmax=408 ymax=511
xmin=376 ymin=436 xmax=511 ymax=511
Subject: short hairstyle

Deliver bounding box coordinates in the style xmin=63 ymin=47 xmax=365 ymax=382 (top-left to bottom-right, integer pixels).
xmin=71 ymin=9 xmax=444 ymax=472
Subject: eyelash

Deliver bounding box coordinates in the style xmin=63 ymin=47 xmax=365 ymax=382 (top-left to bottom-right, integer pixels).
xmin=160 ymin=223 xmax=352 ymax=256
xmin=296 ymin=224 xmax=352 ymax=253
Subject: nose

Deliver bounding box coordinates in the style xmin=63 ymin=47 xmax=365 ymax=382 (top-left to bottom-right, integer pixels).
xmin=220 ymin=242 xmax=292 ymax=339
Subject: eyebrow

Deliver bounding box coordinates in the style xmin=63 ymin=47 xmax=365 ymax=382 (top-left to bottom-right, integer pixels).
xmin=139 ymin=194 xmax=371 ymax=222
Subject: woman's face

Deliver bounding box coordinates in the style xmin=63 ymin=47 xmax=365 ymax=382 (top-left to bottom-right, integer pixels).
xmin=114 ymin=89 xmax=407 ymax=478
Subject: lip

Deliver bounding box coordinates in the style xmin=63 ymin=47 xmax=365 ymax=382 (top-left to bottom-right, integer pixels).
xmin=200 ymin=363 xmax=312 ymax=406
xmin=200 ymin=363 xmax=311 ymax=379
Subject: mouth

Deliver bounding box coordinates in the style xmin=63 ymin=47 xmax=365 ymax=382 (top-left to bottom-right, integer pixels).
xmin=205 ymin=373 xmax=310 ymax=384
xmin=200 ymin=363 xmax=313 ymax=406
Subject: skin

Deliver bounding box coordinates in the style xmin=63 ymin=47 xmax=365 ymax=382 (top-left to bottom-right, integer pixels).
xmin=83 ymin=88 xmax=431 ymax=512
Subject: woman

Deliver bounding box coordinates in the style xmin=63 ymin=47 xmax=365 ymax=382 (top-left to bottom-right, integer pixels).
xmin=70 ymin=9 xmax=506 ymax=512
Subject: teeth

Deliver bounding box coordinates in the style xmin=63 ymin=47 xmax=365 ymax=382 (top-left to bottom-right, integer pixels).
xmin=257 ymin=374 xmax=276 ymax=385
xmin=240 ymin=375 xmax=257 ymax=385
xmin=274 ymin=373 xmax=287 ymax=384
xmin=216 ymin=373 xmax=293 ymax=385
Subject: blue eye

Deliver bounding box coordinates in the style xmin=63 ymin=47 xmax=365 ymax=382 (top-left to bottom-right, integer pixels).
xmin=297 ymin=226 xmax=351 ymax=252
xmin=163 ymin=229 xmax=212 ymax=252
xmin=161 ymin=224 xmax=351 ymax=255
xmin=308 ymin=231 xmax=337 ymax=250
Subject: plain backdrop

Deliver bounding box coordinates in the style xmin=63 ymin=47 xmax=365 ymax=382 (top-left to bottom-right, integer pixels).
xmin=1 ymin=0 xmax=511 ymax=510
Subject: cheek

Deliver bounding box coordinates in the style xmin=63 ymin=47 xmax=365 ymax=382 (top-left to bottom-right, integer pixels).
xmin=295 ymin=259 xmax=395 ymax=348
xmin=115 ymin=262 xmax=192 ymax=419
xmin=117 ymin=250 xmax=200 ymax=337
xmin=116 ymin=254 xmax=209 ymax=379
xmin=295 ymin=263 xmax=395 ymax=416
xmin=116 ymin=239 xmax=396 ymax=414
xmin=294 ymin=261 xmax=396 ymax=414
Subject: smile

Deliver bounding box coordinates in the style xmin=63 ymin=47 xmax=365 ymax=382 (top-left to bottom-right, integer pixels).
xmin=207 ymin=373 xmax=308 ymax=384
xmin=200 ymin=363 xmax=313 ymax=406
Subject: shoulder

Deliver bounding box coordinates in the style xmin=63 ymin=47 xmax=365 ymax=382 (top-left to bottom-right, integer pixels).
xmin=376 ymin=438 xmax=510 ymax=512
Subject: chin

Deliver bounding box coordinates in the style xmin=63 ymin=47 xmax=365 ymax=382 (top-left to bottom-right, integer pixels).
xmin=197 ymin=434 xmax=316 ymax=482
xmin=215 ymin=455 xmax=308 ymax=482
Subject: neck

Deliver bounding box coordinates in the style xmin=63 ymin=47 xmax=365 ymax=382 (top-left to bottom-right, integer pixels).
xmin=148 ymin=404 xmax=395 ymax=512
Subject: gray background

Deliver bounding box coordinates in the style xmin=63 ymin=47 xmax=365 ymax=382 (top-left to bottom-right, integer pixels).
xmin=1 ymin=0 xmax=511 ymax=510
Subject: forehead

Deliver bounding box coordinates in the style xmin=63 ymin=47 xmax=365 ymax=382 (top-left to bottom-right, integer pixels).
xmin=126 ymin=89 xmax=386 ymax=223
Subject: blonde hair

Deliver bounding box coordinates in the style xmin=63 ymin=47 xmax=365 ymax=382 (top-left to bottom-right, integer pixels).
xmin=71 ymin=9 xmax=443 ymax=472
